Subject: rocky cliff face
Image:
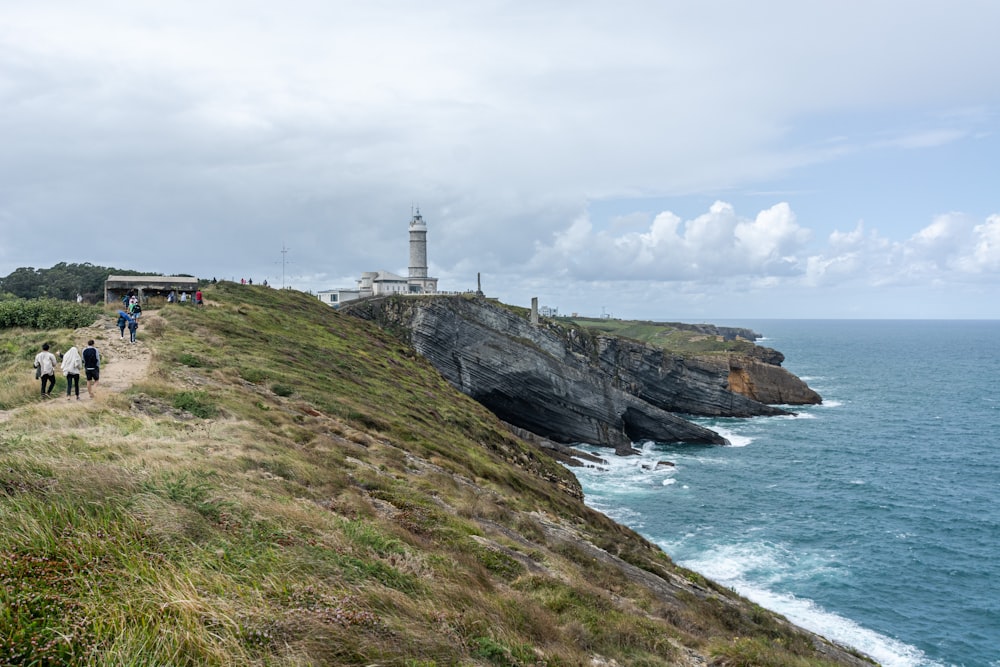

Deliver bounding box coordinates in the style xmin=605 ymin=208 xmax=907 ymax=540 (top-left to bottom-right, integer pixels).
xmin=564 ymin=329 xmax=821 ymax=416
xmin=343 ymin=296 xmax=820 ymax=452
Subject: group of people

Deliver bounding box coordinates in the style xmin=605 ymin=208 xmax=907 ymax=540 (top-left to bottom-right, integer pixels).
xmin=116 ymin=310 xmax=140 ymax=343
xmin=123 ymin=291 xmax=143 ymax=317
xmin=32 ymin=285 xmax=208 ymax=401
xmin=166 ymin=290 xmax=203 ymax=305
xmin=117 ymin=291 xmax=143 ymax=343
xmin=34 ymin=340 xmax=100 ymax=400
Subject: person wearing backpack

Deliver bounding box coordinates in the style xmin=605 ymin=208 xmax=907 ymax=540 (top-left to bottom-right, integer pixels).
xmin=127 ymin=313 xmax=139 ymax=344
xmin=82 ymin=340 xmax=100 ymax=398
xmin=117 ymin=311 xmax=128 ymax=339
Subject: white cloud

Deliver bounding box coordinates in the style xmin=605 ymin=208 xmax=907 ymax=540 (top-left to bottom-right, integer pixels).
xmin=528 ymin=203 xmax=1000 ymax=294
xmin=529 ymin=201 xmax=811 ymax=281
xmin=964 ymin=215 xmax=1000 ymax=273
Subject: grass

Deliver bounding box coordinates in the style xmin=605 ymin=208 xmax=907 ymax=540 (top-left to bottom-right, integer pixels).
xmin=0 ymin=282 xmax=873 ymax=666
xmin=555 ymin=316 xmax=760 ymax=356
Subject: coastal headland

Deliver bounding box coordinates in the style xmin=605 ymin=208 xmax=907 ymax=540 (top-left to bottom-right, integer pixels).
xmin=0 ymin=283 xmax=871 ymax=666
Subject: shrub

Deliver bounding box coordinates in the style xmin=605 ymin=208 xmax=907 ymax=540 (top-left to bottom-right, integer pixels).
xmin=0 ymin=299 xmax=101 ymax=330
xmin=171 ymin=391 xmax=218 ymax=418
xmin=239 ymin=367 xmax=269 ymax=384
xmin=177 ymin=353 xmax=205 ymax=367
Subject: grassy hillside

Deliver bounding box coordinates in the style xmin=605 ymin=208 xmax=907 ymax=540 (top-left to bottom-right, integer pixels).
xmin=0 ymin=283 xmax=869 ymax=666
xmin=556 ymin=317 xmax=759 ymax=356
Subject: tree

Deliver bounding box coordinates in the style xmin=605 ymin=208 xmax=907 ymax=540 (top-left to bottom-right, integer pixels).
xmin=0 ymin=263 xmax=164 ymax=302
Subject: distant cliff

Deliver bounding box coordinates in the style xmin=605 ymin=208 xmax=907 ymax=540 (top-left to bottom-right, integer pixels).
xmin=562 ymin=325 xmax=821 ymax=414
xmin=343 ymin=295 xmax=820 ymax=453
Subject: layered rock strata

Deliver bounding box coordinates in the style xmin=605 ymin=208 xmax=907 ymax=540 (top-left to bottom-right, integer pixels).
xmin=343 ymin=296 xmax=819 ymax=452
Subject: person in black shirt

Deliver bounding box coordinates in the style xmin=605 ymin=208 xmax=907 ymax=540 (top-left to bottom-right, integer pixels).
xmin=82 ymin=339 xmax=100 ymax=398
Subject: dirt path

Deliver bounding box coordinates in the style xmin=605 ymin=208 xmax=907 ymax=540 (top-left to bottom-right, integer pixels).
xmin=0 ymin=313 xmax=161 ymax=422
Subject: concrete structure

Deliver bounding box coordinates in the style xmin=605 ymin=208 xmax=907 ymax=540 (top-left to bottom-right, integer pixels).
xmin=358 ymin=271 xmax=410 ymax=297
xmin=104 ymin=275 xmax=199 ymax=304
xmin=319 ymin=209 xmax=440 ymax=307
xmin=317 ymin=288 xmax=361 ymax=308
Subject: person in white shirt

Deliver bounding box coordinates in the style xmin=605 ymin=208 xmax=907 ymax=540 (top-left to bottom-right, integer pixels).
xmin=34 ymin=343 xmax=58 ymax=398
xmin=61 ymin=346 xmax=82 ymax=400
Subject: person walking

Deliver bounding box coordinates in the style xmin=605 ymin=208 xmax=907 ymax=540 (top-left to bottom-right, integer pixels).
xmin=61 ymin=345 xmax=82 ymax=400
xmin=127 ymin=312 xmax=139 ymax=343
xmin=195 ymin=289 xmax=203 ymax=306
xmin=117 ymin=311 xmax=128 ymax=338
xmin=34 ymin=343 xmax=58 ymax=398
xmin=82 ymin=339 xmax=100 ymax=398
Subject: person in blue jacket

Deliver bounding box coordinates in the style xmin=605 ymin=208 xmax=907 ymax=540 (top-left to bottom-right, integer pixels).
xmin=117 ymin=311 xmax=128 ymax=339
xmin=127 ymin=312 xmax=139 ymax=344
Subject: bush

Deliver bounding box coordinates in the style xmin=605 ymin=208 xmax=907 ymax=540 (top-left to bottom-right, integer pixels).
xmin=0 ymin=299 xmax=101 ymax=330
xmin=172 ymin=391 xmax=218 ymax=418
xmin=239 ymin=367 xmax=269 ymax=384
xmin=177 ymin=353 xmax=206 ymax=368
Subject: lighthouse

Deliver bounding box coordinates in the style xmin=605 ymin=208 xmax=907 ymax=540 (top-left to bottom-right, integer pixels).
xmin=407 ymin=208 xmax=438 ymax=294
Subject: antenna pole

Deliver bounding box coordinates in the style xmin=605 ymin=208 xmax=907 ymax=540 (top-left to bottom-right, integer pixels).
xmin=281 ymin=244 xmax=290 ymax=289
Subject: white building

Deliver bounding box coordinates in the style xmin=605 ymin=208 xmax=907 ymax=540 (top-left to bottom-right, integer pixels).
xmin=316 ymin=288 xmax=361 ymax=308
xmin=357 ymin=270 xmax=410 ymax=297
xmin=319 ymin=209 xmax=439 ymax=306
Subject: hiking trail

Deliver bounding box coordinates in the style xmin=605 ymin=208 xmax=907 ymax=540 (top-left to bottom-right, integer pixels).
xmin=0 ymin=312 xmax=161 ymax=422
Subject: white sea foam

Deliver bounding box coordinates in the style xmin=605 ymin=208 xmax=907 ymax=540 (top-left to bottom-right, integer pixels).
xmin=672 ymin=542 xmax=942 ymax=667
xmin=712 ymin=426 xmax=753 ymax=447
xmin=571 ymin=444 xmax=683 ymax=497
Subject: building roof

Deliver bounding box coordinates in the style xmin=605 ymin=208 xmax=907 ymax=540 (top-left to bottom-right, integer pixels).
xmin=373 ymin=271 xmax=407 ymax=283
xmin=105 ymin=275 xmax=199 ymax=288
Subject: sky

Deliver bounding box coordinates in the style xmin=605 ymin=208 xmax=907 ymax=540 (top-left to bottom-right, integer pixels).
xmin=2 ymin=1 xmax=999 ymax=320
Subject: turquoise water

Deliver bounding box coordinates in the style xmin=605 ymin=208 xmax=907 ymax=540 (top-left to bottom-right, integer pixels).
xmin=570 ymin=320 xmax=1000 ymax=667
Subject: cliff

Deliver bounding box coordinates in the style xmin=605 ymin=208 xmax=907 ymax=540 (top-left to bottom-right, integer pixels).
xmin=563 ymin=328 xmax=821 ymax=417
xmin=343 ymin=295 xmax=821 ymax=452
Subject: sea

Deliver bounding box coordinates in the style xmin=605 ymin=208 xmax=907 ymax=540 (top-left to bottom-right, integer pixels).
xmin=568 ymin=320 xmax=999 ymax=667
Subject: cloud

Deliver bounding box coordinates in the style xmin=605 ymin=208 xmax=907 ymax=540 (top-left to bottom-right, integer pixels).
xmin=528 ymin=203 xmax=1000 ymax=295
xmin=807 ymin=212 xmax=1000 ymax=288
xmin=887 ymin=129 xmax=968 ymax=150
xmin=963 ymin=215 xmax=1000 ymax=273
xmin=1 ymin=1 xmax=999 ymax=318
xmin=529 ymin=202 xmax=811 ymax=281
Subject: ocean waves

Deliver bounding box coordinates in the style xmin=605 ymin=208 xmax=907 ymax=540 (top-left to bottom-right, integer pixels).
xmin=566 ymin=320 xmax=1000 ymax=666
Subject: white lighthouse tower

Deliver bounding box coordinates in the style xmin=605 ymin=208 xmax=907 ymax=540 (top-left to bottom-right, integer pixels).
xmin=407 ymin=208 xmax=438 ymax=294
